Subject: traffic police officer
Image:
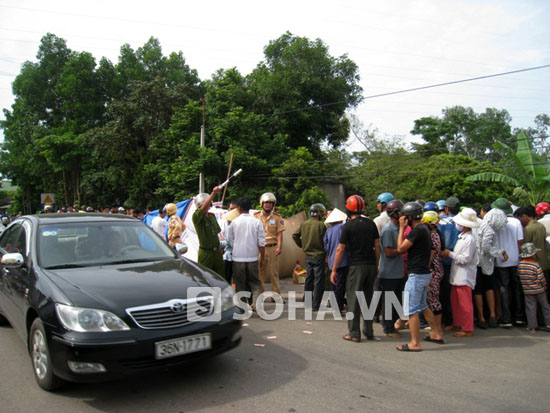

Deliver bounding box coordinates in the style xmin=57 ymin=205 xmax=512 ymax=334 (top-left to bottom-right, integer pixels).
xmin=255 ymin=192 xmax=285 ymax=295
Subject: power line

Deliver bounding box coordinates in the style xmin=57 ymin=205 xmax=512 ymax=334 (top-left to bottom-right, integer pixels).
xmin=270 ymin=65 xmax=550 ymax=117
xmin=0 ymin=4 xmax=530 ymax=72
xmin=2 ymin=27 xmax=546 ymax=92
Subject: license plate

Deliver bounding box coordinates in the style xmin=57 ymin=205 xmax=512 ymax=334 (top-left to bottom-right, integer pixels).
xmin=155 ymin=333 xmax=212 ymax=359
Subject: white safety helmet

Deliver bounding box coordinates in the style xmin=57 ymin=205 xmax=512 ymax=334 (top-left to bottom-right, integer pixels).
xmin=194 ymin=193 xmax=210 ymax=208
xmin=260 ymin=192 xmax=276 ymax=206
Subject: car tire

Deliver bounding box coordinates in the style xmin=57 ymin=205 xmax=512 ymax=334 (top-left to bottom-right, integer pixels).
xmin=28 ymin=318 xmax=63 ymax=391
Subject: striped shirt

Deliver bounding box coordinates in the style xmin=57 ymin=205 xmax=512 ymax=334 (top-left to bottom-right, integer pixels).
xmin=517 ymin=260 xmax=547 ymax=295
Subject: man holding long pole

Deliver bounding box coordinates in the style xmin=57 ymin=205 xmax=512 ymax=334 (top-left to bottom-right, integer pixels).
xmin=193 ymin=186 xmax=225 ymax=277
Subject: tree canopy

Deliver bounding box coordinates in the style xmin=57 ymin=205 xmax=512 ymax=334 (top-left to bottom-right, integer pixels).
xmin=1 ymin=32 xmax=362 ymax=213
xmin=411 ymin=106 xmax=512 ymax=162
xmin=0 ymin=32 xmax=546 ymax=215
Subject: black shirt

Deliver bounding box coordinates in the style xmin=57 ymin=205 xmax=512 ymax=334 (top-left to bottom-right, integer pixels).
xmin=406 ymin=224 xmax=432 ymax=274
xmin=340 ymin=216 xmax=379 ymax=266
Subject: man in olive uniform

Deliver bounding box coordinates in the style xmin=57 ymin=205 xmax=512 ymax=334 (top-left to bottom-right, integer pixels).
xmin=254 ymin=192 xmax=285 ymax=295
xmin=293 ymin=204 xmax=327 ymax=311
xmin=192 ymin=185 xmax=225 ymax=277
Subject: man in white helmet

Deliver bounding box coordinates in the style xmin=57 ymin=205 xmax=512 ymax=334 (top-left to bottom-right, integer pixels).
xmin=192 ymin=185 xmax=224 ymax=277
xmin=0 ymin=215 xmax=9 ymax=234
xmin=254 ymin=192 xmax=285 ymax=297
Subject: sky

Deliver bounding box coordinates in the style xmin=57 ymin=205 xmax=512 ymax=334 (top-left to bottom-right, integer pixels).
xmin=0 ymin=0 xmax=549 ymax=151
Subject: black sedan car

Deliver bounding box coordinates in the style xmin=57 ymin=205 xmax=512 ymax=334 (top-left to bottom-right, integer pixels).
xmin=0 ymin=214 xmax=241 ymax=390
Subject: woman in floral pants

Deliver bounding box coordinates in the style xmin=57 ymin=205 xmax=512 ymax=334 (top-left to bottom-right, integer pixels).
xmin=423 ymin=211 xmax=445 ymax=343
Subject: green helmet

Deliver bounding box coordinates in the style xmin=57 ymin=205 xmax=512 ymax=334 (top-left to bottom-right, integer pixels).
xmin=310 ymin=203 xmax=326 ymax=217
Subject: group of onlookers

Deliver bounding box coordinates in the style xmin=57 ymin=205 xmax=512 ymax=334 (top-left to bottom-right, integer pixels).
xmin=42 ymin=203 xmax=147 ymax=218
xmin=135 ymin=186 xmax=550 ymax=352
xmin=292 ymin=193 xmax=550 ymax=351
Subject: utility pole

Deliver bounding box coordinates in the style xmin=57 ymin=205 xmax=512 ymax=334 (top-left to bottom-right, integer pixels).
xmin=199 ymin=98 xmax=206 ymax=193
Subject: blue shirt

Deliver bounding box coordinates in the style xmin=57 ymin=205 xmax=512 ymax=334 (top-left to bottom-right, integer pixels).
xmin=439 ymin=214 xmax=460 ymax=265
xmin=324 ymin=223 xmax=348 ymax=270
xmin=378 ymin=221 xmax=404 ymax=279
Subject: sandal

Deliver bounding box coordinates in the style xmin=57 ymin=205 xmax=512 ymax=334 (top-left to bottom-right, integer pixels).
xmin=424 ymin=335 xmax=445 ymax=344
xmin=396 ymin=343 xmax=422 ymax=352
xmin=342 ymin=334 xmax=361 ymax=343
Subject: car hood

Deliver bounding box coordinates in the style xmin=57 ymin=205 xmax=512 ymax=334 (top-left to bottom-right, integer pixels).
xmin=42 ymin=258 xmax=226 ymax=311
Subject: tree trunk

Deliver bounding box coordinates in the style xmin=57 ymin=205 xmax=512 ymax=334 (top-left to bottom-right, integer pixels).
xmin=63 ymin=170 xmax=68 ymax=206
xmin=74 ymin=172 xmax=81 ymax=202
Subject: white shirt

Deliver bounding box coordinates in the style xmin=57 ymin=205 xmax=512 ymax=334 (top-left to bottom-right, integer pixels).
xmin=151 ymin=216 xmax=168 ymax=240
xmin=495 ymin=217 xmax=523 ymax=267
xmin=227 ymin=213 xmax=266 ymax=262
xmin=449 ymin=231 xmax=478 ymax=289
xmin=538 ymin=215 xmax=550 ymax=236
xmin=373 ymin=211 xmax=389 ymax=236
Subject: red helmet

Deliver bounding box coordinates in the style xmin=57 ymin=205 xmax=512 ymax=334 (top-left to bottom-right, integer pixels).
xmin=536 ymin=202 xmax=550 ymax=217
xmin=345 ymin=195 xmax=365 ymax=213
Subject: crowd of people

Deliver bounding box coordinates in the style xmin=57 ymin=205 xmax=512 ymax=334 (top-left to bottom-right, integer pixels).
xmin=36 ymin=203 xmax=148 ymax=218
xmin=292 ymin=193 xmax=550 ymax=351
xmin=189 ymin=188 xmax=550 ymax=352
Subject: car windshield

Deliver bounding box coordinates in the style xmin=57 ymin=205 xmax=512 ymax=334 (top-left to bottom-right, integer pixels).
xmin=38 ymin=221 xmax=176 ymax=268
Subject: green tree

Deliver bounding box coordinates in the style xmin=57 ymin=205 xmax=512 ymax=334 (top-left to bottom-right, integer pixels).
xmin=11 ymin=33 xmax=72 ymax=129
xmin=411 ymin=106 xmax=512 ymax=162
xmin=271 ymin=147 xmax=332 ymax=217
xmin=83 ymin=74 xmax=201 ymax=208
xmin=56 ymin=51 xmax=111 ymax=133
xmin=35 ymin=132 xmax=87 ymax=206
xmin=466 ymin=131 xmax=550 ymax=205
xmin=248 ymin=32 xmax=362 ymax=154
xmin=350 ymin=151 xmax=511 ymax=217
xmin=0 ymin=34 xmax=74 ymax=212
xmin=116 ymin=37 xmax=201 ymax=94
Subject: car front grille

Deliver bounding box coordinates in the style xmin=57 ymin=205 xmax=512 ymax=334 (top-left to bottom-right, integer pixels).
xmin=126 ymin=297 xmax=214 ymax=329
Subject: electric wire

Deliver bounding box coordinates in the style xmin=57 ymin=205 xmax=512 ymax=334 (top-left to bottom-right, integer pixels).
xmin=269 ymin=65 xmax=550 ymax=117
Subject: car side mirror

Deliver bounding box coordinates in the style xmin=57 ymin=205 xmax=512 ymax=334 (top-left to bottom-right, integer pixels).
xmin=175 ymin=243 xmax=188 ymax=255
xmin=1 ymin=253 xmax=24 ymax=268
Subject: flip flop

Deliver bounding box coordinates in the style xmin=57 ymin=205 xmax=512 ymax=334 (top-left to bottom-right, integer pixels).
xmin=424 ymin=335 xmax=445 ymax=344
xmin=396 ymin=343 xmax=422 ymax=352
xmin=343 ymin=334 xmax=361 ymax=343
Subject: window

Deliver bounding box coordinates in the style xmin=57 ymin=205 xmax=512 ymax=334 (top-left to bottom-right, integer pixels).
xmin=38 ymin=221 xmax=175 ymax=269
xmin=0 ymin=224 xmax=24 ymax=255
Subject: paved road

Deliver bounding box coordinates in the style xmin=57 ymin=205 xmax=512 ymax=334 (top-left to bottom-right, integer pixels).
xmin=0 ymin=281 xmax=548 ymax=412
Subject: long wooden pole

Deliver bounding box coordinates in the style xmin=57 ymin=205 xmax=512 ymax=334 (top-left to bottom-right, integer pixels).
xmin=221 ymin=153 xmax=233 ymax=205
xmin=199 ymin=98 xmax=206 ymax=193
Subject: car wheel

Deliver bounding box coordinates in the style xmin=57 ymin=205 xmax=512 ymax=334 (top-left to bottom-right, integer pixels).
xmin=29 ymin=318 xmax=63 ymax=391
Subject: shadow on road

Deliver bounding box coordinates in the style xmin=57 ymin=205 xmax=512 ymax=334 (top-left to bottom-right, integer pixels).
xmin=56 ymin=325 xmax=308 ymax=412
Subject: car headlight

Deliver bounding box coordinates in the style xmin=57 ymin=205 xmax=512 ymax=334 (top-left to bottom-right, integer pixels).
xmin=221 ymin=285 xmax=235 ymax=312
xmin=56 ymin=303 xmax=130 ymax=332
